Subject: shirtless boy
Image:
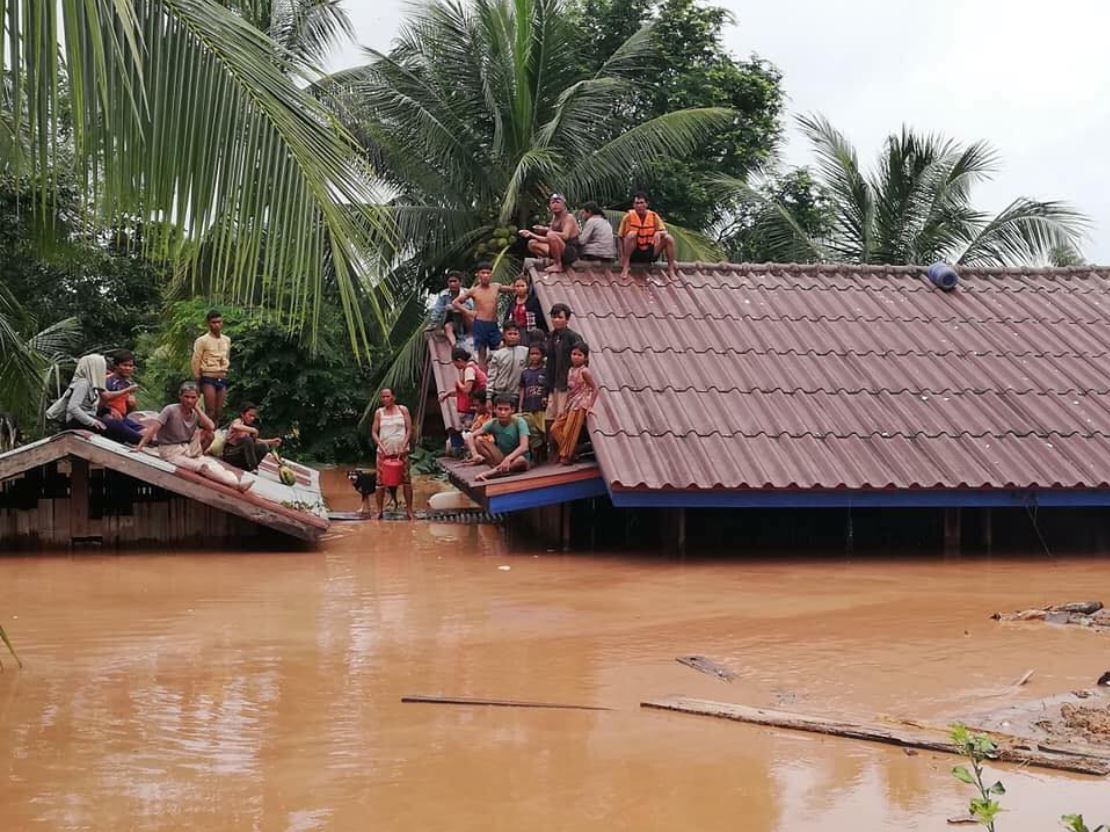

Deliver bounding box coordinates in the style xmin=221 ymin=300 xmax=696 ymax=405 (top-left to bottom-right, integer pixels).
xmin=519 ymin=193 xmax=580 ymax=273
xmin=452 ymin=262 xmax=502 ymax=366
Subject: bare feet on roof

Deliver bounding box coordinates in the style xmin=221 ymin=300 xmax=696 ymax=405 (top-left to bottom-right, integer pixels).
xmin=237 ymin=478 xmax=254 ymax=493
xmin=619 ymin=267 xmax=630 ymax=280
xmin=543 ymin=263 xmax=563 ymax=273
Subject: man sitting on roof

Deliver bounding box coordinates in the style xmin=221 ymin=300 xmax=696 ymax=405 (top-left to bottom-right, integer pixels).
xmin=133 ymin=381 xmax=252 ymax=493
xmin=618 ymin=191 xmax=677 ymax=280
xmin=518 ymin=193 xmax=580 ymax=274
xmin=472 ymin=397 xmax=532 ymax=481
xmin=427 ymin=271 xmax=472 ymax=348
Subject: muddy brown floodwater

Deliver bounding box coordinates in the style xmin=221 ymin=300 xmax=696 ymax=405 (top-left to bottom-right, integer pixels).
xmin=1 ymin=487 xmax=1108 ymax=830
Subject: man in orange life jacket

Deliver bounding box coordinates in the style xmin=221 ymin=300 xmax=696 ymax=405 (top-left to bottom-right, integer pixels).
xmin=617 ymin=191 xmax=678 ymax=280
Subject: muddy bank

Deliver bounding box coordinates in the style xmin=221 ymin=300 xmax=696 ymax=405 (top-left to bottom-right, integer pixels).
xmin=1 ymin=529 xmax=1108 ymax=830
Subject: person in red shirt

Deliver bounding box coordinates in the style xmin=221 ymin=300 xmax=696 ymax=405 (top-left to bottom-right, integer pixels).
xmin=438 ymin=347 xmax=487 ymax=430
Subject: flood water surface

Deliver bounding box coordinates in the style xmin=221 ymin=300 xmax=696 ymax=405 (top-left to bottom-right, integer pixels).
xmin=1 ymin=521 xmax=1108 ymax=830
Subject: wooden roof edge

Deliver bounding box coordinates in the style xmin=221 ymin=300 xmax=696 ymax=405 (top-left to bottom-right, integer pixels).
xmin=0 ymin=432 xmax=326 ymax=543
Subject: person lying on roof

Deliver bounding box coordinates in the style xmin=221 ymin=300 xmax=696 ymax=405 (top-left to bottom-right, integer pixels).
xmin=618 ymin=191 xmax=678 ymax=280
xmin=133 ymin=381 xmax=252 ymax=493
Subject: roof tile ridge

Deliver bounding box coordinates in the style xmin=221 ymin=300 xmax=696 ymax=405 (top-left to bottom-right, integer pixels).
xmin=596 ymin=384 xmax=1107 ymax=396
xmin=592 ymin=428 xmax=1110 ymax=440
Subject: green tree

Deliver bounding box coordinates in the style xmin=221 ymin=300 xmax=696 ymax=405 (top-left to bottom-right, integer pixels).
xmin=721 ymin=168 xmax=832 ymax=263
xmin=727 ymin=115 xmax=1088 ymax=266
xmin=569 ymin=0 xmax=784 ymax=230
xmin=136 ymin=298 xmax=377 ymax=462
xmin=0 ymin=0 xmax=390 ymax=353
xmin=327 ymin=0 xmax=734 ymax=393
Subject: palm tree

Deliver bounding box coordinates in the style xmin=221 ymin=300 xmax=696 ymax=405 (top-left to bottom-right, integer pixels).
xmin=325 ymin=0 xmax=734 ymax=394
xmin=0 ymin=0 xmax=390 ymax=353
xmin=0 ymin=285 xmax=80 ymax=437
xmin=229 ymin=0 xmax=355 ymax=70
xmin=726 ymin=115 xmax=1087 ymax=266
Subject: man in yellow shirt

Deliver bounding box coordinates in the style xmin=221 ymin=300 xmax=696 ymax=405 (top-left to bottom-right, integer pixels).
xmin=191 ymin=309 xmax=231 ymax=425
xmin=617 ymin=191 xmax=678 ymax=280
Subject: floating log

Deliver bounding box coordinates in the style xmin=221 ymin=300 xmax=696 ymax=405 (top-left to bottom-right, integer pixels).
xmin=402 ymin=694 xmax=611 ymax=711
xmin=676 ymin=655 xmax=737 ymax=682
xmin=641 ymin=696 xmax=1110 ymax=776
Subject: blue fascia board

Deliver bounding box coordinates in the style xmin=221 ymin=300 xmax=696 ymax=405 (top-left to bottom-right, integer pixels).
xmin=488 ymin=477 xmax=609 ymax=513
xmin=608 ymin=488 xmax=1110 ymax=509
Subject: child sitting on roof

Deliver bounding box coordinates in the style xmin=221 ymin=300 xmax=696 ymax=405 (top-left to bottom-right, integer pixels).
xmin=549 ymin=342 xmax=598 ymax=465
xmin=473 ymin=397 xmax=532 ymax=481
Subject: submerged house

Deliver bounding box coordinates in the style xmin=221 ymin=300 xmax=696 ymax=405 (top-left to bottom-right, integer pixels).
xmin=427 ymin=262 xmax=1110 ymax=552
xmin=0 ymin=431 xmax=328 ymax=549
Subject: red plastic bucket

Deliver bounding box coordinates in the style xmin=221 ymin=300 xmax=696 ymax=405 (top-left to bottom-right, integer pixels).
xmin=380 ymin=456 xmax=405 ymax=488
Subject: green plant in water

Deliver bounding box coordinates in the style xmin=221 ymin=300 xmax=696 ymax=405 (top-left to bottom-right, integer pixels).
xmin=950 ymin=724 xmax=1105 ymax=832
xmin=950 ymin=724 xmax=1005 ymax=831
xmin=0 ymin=623 xmax=22 ymax=670
xmin=1061 ymin=816 xmax=1107 ymax=832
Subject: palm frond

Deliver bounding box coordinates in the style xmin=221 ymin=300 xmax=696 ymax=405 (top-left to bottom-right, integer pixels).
xmin=562 ymin=107 xmax=736 ymax=204
xmin=268 ymin=0 xmax=354 ymax=68
xmin=3 ymin=0 xmax=391 ymax=352
xmin=796 ymin=113 xmax=874 ymax=261
xmin=955 ymin=198 xmax=1089 ymax=267
xmin=709 ymin=173 xmax=829 ymax=263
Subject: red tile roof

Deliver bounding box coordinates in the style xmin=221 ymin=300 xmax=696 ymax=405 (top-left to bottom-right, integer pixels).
xmin=531 ymin=263 xmax=1110 ymax=493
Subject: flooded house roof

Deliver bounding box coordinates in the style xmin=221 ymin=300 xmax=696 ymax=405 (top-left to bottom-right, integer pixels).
xmin=532 ymin=263 xmax=1110 ymax=508
xmin=0 ymin=431 xmax=328 ymax=544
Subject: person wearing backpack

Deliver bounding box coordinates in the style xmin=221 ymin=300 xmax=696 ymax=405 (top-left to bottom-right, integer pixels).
xmin=46 ymin=354 xmax=141 ymax=445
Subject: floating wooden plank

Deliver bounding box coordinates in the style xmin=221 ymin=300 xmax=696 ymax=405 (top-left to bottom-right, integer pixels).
xmin=641 ymin=696 xmax=1110 ymax=776
xmin=402 ymin=694 xmax=611 ymax=711
xmin=676 ymin=655 xmax=737 ymax=682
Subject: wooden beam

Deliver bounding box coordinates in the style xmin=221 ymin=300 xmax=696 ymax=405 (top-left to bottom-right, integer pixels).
xmin=69 ymin=456 xmax=90 ymax=540
xmin=415 ymin=349 xmax=432 ymax=443
xmin=0 ymin=433 xmax=324 ymax=542
xmin=402 ymin=694 xmax=610 ymax=711
xmin=641 ymin=696 xmax=1110 ymax=776
xmin=0 ymin=434 xmax=71 ymax=482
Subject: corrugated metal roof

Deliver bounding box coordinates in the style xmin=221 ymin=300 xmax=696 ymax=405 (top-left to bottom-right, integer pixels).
xmin=531 ymin=263 xmax=1110 ymax=492
xmin=427 ymin=332 xmax=463 ymax=432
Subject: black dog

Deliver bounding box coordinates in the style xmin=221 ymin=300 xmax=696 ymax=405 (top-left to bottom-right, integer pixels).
xmin=347 ymin=468 xmax=397 ymax=512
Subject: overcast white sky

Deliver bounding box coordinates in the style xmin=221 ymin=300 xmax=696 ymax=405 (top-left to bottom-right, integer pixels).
xmin=329 ymin=0 xmax=1110 ymax=262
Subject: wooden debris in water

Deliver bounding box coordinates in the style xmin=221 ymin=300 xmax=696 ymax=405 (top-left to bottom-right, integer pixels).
xmin=992 ymin=601 xmax=1109 ymax=631
xmin=401 ymin=694 xmax=611 ymax=711
xmin=1013 ymin=669 xmax=1035 ymax=687
xmin=947 ymin=815 xmax=978 ymax=825
xmin=640 ymin=696 xmax=1110 ymax=776
xmin=676 ymin=655 xmax=737 ymax=683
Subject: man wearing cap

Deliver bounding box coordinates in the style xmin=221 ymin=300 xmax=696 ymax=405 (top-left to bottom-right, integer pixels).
xmin=519 ymin=193 xmax=580 ymax=273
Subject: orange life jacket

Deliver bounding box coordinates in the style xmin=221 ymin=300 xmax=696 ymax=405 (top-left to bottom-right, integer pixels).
xmin=624 ymin=210 xmax=662 ymax=250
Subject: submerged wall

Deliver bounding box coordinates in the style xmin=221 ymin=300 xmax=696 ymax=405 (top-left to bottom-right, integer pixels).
xmin=0 ymin=459 xmax=292 ymax=550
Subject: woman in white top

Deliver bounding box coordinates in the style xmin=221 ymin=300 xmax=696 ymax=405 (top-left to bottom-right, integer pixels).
xmin=370 ymin=388 xmax=414 ymax=520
